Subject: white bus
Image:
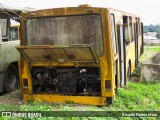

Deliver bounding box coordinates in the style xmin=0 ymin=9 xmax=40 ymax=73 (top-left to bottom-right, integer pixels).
xmin=0 ymin=6 xmax=29 ymax=93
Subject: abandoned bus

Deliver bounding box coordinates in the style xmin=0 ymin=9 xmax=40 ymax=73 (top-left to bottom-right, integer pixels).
xmin=0 ymin=5 xmax=31 ymax=93
xmin=16 ymin=5 xmax=143 ymax=105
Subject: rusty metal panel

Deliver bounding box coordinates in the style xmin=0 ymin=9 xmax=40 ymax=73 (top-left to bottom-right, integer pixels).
xmin=16 ymin=45 xmax=99 ymax=64
xmin=25 ymin=15 xmax=103 ymax=56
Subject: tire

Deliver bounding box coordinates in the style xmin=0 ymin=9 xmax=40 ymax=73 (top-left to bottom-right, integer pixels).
xmin=3 ymin=64 xmax=19 ymax=92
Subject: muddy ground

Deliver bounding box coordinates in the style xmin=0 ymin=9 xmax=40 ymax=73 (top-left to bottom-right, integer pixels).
xmin=0 ymin=90 xmax=24 ymax=105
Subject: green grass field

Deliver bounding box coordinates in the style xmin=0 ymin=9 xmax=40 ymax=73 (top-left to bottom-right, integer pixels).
xmin=140 ymin=46 xmax=160 ymax=61
xmin=144 ymin=46 xmax=160 ymax=52
xmin=0 ymin=46 xmax=160 ymax=120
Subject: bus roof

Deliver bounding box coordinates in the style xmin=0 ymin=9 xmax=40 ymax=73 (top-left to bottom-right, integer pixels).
xmin=21 ymin=5 xmax=140 ymax=18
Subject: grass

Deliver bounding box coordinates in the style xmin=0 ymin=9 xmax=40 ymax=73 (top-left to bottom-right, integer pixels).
xmin=110 ymin=82 xmax=160 ymax=111
xmin=144 ymin=46 xmax=160 ymax=52
xmin=140 ymin=46 xmax=160 ymax=62
xmin=0 ymin=82 xmax=159 ymax=119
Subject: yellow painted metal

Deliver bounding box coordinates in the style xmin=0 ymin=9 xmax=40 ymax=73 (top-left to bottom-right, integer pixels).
xmin=23 ymin=94 xmax=106 ymax=105
xmin=18 ymin=60 xmax=22 ymax=94
xmin=21 ymin=60 xmax=33 ymax=94
xmin=18 ymin=5 xmax=142 ymax=105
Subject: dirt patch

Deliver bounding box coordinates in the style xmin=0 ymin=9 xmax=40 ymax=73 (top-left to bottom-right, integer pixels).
xmin=140 ymin=51 xmax=159 ymax=63
xmin=0 ymin=90 xmax=24 ymax=105
xmin=151 ymin=53 xmax=160 ymax=64
xmin=141 ymin=64 xmax=160 ymax=82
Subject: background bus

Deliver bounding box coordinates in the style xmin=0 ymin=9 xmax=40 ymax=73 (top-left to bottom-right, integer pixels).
xmin=0 ymin=6 xmax=30 ymax=93
xmin=16 ymin=4 xmax=143 ymax=105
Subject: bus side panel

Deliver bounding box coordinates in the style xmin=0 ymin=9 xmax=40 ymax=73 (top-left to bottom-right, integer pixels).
xmin=0 ymin=40 xmax=20 ymax=71
xmin=0 ymin=43 xmax=4 ymax=92
xmin=0 ymin=40 xmax=20 ymax=92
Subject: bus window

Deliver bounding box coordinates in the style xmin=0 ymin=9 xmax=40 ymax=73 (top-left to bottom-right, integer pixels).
xmin=123 ymin=16 xmax=134 ymax=45
xmin=111 ymin=14 xmax=117 ymax=55
xmin=26 ymin=15 xmax=103 ymax=56
xmin=0 ymin=19 xmax=8 ymax=42
xmin=129 ymin=17 xmax=134 ymax=42
xmin=0 ymin=19 xmax=7 ymax=37
xmin=136 ymin=17 xmax=141 ymax=35
xmin=123 ymin=16 xmax=130 ymax=45
xmin=138 ymin=18 xmax=141 ymax=35
xmin=11 ymin=25 xmax=19 ymax=40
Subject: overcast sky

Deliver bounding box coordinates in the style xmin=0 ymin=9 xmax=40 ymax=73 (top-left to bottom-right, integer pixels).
xmin=1 ymin=0 xmax=160 ymax=25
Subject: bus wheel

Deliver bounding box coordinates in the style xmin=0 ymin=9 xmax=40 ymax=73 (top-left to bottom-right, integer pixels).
xmin=4 ymin=64 xmax=19 ymax=92
xmin=127 ymin=64 xmax=131 ymax=81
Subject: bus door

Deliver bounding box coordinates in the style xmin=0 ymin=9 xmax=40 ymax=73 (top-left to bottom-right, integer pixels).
xmin=118 ymin=25 xmax=126 ymax=87
xmin=110 ymin=14 xmax=119 ymax=90
xmin=134 ymin=21 xmax=138 ymax=66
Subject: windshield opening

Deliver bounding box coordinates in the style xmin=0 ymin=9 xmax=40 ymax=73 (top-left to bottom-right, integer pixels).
xmin=26 ymin=14 xmax=103 ymax=56
xmin=0 ymin=19 xmax=7 ymax=37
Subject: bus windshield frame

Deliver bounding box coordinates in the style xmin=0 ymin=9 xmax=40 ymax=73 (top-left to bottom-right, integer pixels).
xmin=25 ymin=14 xmax=103 ymax=56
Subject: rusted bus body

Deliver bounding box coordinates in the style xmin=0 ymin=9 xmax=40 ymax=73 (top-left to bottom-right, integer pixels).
xmin=109 ymin=9 xmax=143 ymax=86
xmin=17 ymin=6 xmax=143 ymax=105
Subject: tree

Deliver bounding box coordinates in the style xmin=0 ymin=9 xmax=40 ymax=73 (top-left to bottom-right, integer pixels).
xmin=144 ymin=24 xmax=160 ymax=33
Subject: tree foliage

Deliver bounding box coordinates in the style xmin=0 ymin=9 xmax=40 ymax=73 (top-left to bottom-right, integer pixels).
xmin=144 ymin=24 xmax=160 ymax=33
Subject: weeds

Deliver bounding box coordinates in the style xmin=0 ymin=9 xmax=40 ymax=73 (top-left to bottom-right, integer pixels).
xmin=0 ymin=82 xmax=159 ymax=119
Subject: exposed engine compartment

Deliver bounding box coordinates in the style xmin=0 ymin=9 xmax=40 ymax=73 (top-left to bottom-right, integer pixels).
xmin=31 ymin=66 xmax=101 ymax=96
